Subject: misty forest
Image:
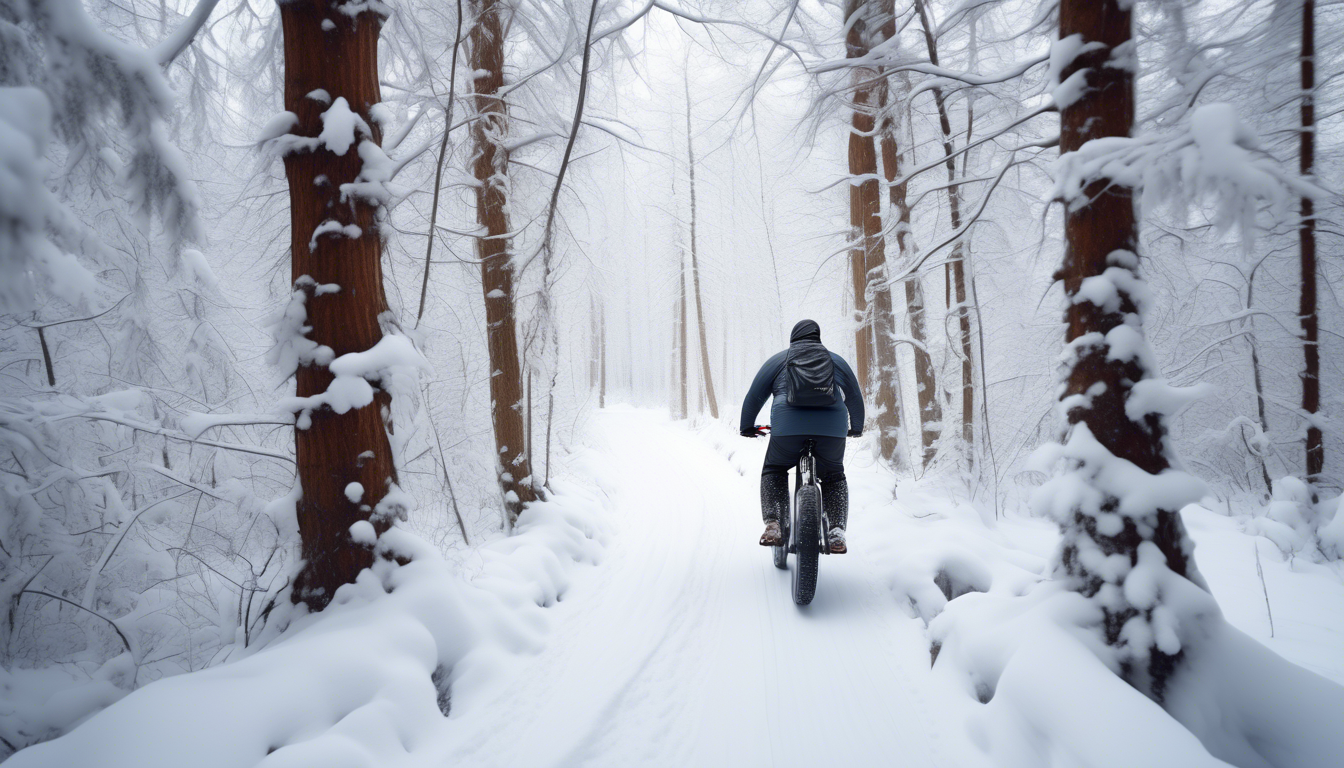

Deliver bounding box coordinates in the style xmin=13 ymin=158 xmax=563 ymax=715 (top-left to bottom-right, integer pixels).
xmin=3 ymin=0 xmax=1344 ymax=765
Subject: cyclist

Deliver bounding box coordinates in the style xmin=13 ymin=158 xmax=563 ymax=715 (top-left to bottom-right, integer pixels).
xmin=739 ymin=319 xmax=863 ymax=554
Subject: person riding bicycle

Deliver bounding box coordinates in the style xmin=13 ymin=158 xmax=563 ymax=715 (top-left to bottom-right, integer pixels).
xmin=739 ymin=319 xmax=863 ymax=554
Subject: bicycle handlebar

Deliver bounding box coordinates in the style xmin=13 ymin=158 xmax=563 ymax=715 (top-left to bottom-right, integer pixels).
xmin=746 ymin=425 xmax=860 ymax=438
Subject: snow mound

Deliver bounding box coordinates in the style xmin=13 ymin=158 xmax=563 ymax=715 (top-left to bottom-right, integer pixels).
xmin=931 ymin=557 xmax=1344 ymax=768
xmin=7 ymin=475 xmax=610 ymax=768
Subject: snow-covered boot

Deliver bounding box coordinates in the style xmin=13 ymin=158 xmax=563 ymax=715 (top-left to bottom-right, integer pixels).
xmin=760 ymin=520 xmax=784 ymax=547
xmin=827 ymin=526 xmax=847 ymax=554
xmin=822 ymin=476 xmax=848 ymax=553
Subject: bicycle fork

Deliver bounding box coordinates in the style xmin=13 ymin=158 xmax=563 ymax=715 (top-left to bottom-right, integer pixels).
xmin=791 ymin=442 xmax=830 ymax=556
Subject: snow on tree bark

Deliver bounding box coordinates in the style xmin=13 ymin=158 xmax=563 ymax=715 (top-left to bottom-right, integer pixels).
xmin=1299 ymin=0 xmax=1322 ymax=484
xmin=914 ymin=0 xmax=975 ymax=468
xmin=277 ymin=0 xmax=400 ymax=609
xmin=844 ymin=0 xmax=876 ymax=397
xmin=880 ymin=75 xmax=942 ymax=469
xmin=849 ymin=0 xmax=901 ymax=463
xmin=467 ymin=0 xmax=536 ymax=523
xmin=1048 ymin=0 xmax=1210 ymax=701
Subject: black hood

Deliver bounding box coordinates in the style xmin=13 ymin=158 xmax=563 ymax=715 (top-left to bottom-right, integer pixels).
xmin=790 ymin=320 xmax=821 ymax=345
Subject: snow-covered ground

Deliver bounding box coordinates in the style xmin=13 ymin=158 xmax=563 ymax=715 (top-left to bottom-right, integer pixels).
xmin=10 ymin=407 xmax=1344 ymax=767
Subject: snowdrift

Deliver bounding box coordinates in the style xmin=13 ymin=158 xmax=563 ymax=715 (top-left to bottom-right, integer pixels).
xmin=13 ymin=412 xmax=1344 ymax=768
xmin=851 ymin=460 xmax=1344 ymax=768
xmin=7 ymin=463 xmax=611 ymax=768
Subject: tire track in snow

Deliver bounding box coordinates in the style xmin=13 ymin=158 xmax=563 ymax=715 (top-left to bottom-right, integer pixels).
xmin=438 ymin=409 xmax=948 ymax=767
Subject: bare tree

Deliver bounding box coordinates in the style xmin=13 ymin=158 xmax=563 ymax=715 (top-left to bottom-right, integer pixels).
xmin=679 ymin=253 xmax=690 ymax=419
xmin=914 ymin=0 xmax=976 ymax=466
xmin=847 ymin=0 xmax=901 ymax=461
xmin=600 ymin=299 xmax=608 ymax=408
xmin=845 ymin=0 xmax=878 ymax=395
xmin=591 ymin=293 xmax=601 ymax=390
xmin=880 ymin=74 xmax=942 ymax=468
xmin=1299 ymin=0 xmax=1322 ymax=485
xmin=684 ymin=67 xmax=719 ymax=419
xmin=415 ymin=0 xmax=464 ymax=325
xmin=467 ymin=0 xmax=535 ymax=523
xmin=278 ymin=0 xmax=400 ymax=608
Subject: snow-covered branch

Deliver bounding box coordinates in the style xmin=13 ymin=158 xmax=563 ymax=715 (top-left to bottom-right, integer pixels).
xmin=1055 ymin=103 xmax=1323 ymax=235
xmin=151 ymin=0 xmax=224 ymax=65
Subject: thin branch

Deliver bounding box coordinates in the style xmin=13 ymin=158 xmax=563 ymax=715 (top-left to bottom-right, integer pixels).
xmin=417 ymin=0 xmax=465 ymax=325
xmin=19 ymin=590 xmax=134 ymax=657
xmin=153 ymin=0 xmax=224 ymax=65
xmin=68 ymin=412 xmax=294 ymax=464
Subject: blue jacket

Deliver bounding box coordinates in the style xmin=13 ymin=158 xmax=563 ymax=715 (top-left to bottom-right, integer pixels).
xmin=739 ymin=322 xmax=864 ymax=438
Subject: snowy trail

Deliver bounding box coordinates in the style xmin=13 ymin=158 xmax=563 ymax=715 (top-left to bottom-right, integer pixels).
xmin=439 ymin=407 xmax=951 ymax=767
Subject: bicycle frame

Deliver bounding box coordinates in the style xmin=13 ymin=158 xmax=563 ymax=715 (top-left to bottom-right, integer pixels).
xmin=790 ymin=440 xmax=830 ymax=557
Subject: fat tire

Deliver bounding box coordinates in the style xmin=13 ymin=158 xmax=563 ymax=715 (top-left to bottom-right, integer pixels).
xmin=792 ymin=485 xmax=821 ymax=605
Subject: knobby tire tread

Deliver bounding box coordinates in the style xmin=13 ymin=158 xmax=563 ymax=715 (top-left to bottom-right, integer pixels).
xmin=792 ymin=486 xmax=820 ymax=605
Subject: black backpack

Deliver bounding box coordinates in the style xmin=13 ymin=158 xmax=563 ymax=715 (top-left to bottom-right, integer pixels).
xmin=783 ymin=342 xmax=838 ymax=407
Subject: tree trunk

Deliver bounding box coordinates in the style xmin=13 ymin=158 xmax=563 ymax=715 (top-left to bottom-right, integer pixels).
xmin=1247 ymin=267 xmax=1274 ymax=495
xmin=415 ymin=0 xmax=464 ymax=325
xmin=881 ymin=75 xmax=942 ymax=468
xmin=679 ymin=253 xmax=689 ymax=419
xmin=599 ymin=300 xmax=607 ymax=408
xmin=684 ymin=71 xmax=719 ymax=419
xmin=1300 ymin=0 xmax=1322 ymax=484
xmin=590 ymin=293 xmax=600 ymax=390
xmin=749 ymin=102 xmax=785 ymax=333
xmin=468 ymin=0 xmax=535 ymax=524
xmin=278 ymin=0 xmax=398 ymax=609
xmin=722 ymin=320 xmax=729 ymax=403
xmin=852 ymin=0 xmax=901 ymax=461
xmin=1057 ymin=0 xmax=1203 ymax=701
xmin=526 ymin=367 xmax=533 ymax=479
xmin=845 ymin=0 xmax=876 ymax=395
xmin=914 ymin=0 xmax=975 ymax=466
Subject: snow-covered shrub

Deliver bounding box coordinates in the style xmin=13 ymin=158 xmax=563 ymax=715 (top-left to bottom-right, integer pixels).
xmin=0 ymin=0 xmax=298 ymax=756
xmin=0 ymin=386 xmax=296 ymax=752
xmin=1228 ymin=477 xmax=1344 ymax=562
xmin=4 ymin=468 xmax=611 ymax=768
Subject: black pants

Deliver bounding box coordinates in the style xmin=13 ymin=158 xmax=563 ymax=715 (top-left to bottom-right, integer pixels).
xmin=760 ymin=435 xmax=849 ymax=530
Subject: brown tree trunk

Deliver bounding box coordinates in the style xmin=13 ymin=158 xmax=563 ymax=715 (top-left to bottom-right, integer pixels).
xmin=850 ymin=0 xmax=901 ymax=461
xmin=1057 ymin=0 xmax=1202 ymax=700
xmin=845 ymin=0 xmax=876 ymax=395
xmin=914 ymin=0 xmax=975 ymax=466
xmin=684 ymin=71 xmax=719 ymax=419
xmin=468 ymin=0 xmax=535 ymax=523
xmin=278 ymin=1 xmax=398 ymax=609
xmin=1300 ymin=0 xmax=1322 ymax=484
xmin=881 ymin=72 xmax=942 ymax=468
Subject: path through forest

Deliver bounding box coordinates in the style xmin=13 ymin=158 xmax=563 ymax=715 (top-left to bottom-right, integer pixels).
xmin=438 ymin=407 xmax=954 ymax=767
